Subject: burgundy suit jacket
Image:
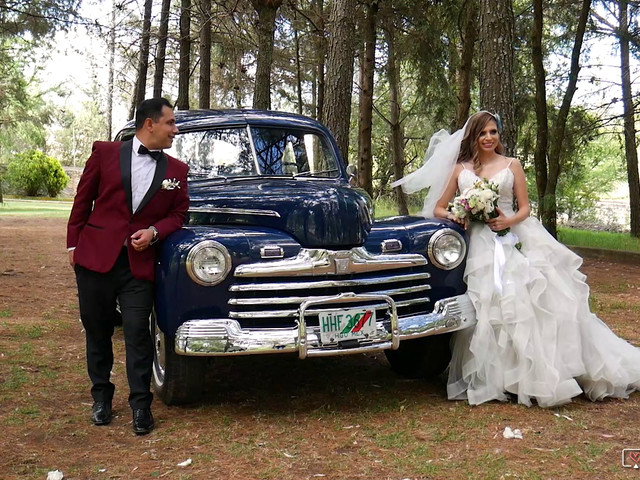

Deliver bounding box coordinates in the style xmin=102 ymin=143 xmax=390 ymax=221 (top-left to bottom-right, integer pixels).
xmin=67 ymin=140 xmax=189 ymax=282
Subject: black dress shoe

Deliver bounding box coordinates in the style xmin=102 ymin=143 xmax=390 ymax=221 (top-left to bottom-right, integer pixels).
xmin=91 ymin=401 xmax=112 ymax=426
xmin=132 ymin=408 xmax=154 ymax=435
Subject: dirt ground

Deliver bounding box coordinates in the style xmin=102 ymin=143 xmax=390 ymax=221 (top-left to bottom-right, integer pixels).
xmin=1 ymin=216 xmax=640 ymax=480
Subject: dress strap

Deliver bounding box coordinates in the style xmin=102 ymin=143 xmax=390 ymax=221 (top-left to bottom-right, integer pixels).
xmin=506 ymin=158 xmax=514 ymax=168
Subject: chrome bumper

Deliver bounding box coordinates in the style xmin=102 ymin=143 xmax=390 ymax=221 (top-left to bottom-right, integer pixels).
xmin=174 ymin=293 xmax=476 ymax=359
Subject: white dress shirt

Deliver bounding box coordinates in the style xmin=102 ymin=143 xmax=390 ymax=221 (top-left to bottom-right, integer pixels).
xmin=131 ymin=136 xmax=159 ymax=214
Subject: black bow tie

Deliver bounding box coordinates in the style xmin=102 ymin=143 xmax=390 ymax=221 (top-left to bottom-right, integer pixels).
xmin=138 ymin=145 xmax=164 ymax=162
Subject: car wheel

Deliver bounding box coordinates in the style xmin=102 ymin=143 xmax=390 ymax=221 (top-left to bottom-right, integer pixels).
xmin=151 ymin=310 xmax=205 ymax=405
xmin=384 ymin=333 xmax=452 ymax=379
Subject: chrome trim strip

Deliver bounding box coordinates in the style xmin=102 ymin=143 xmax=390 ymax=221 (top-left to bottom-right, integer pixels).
xmin=228 ymin=284 xmax=432 ymax=306
xmin=174 ymin=294 xmax=476 ymax=357
xmin=234 ymin=247 xmax=427 ymax=277
xmin=396 ymin=294 xmax=475 ymax=336
xmin=229 ymin=272 xmax=431 ymax=292
xmin=228 ymin=296 xmax=430 ymax=319
xmin=189 ymin=206 xmax=281 ymax=218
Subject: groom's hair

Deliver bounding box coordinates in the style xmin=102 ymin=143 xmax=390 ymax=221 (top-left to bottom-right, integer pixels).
xmin=135 ymin=98 xmax=174 ymax=130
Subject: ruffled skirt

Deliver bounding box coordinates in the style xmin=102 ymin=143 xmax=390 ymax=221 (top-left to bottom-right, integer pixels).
xmin=447 ymin=217 xmax=640 ymax=407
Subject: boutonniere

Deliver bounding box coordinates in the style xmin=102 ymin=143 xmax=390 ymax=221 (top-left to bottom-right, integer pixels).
xmin=161 ymin=178 xmax=180 ymax=190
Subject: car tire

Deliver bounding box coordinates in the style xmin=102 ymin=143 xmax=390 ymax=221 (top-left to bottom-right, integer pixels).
xmin=151 ymin=310 xmax=205 ymax=405
xmin=384 ymin=333 xmax=452 ymax=379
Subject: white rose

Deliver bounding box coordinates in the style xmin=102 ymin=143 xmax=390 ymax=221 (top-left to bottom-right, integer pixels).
xmin=480 ymin=190 xmax=496 ymax=203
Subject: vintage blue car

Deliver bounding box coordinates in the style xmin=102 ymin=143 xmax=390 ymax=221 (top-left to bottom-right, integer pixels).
xmin=116 ymin=110 xmax=476 ymax=405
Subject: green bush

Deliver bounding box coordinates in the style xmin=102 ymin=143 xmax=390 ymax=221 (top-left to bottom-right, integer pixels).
xmin=41 ymin=155 xmax=69 ymax=196
xmin=6 ymin=150 xmax=69 ymax=197
xmin=6 ymin=152 xmax=43 ymax=196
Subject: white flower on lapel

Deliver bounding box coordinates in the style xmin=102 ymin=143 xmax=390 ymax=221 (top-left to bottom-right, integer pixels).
xmin=161 ymin=178 xmax=180 ymax=190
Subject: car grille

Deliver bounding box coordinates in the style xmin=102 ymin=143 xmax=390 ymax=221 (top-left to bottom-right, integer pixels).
xmin=227 ymin=248 xmax=432 ymax=328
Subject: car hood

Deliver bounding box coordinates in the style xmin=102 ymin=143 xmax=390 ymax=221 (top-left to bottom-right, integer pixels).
xmin=187 ymin=179 xmax=372 ymax=248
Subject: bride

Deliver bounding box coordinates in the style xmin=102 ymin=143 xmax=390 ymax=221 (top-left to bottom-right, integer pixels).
xmin=393 ymin=111 xmax=640 ymax=407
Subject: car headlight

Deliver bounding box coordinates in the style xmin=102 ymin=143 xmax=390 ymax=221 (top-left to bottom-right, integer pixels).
xmin=186 ymin=240 xmax=231 ymax=286
xmin=427 ymin=228 xmax=466 ymax=270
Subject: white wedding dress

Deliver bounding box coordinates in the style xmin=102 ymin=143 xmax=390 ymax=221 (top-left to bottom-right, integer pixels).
xmin=447 ymin=165 xmax=640 ymax=407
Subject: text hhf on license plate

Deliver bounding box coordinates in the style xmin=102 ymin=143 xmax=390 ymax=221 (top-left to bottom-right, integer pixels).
xmin=318 ymin=308 xmax=377 ymax=344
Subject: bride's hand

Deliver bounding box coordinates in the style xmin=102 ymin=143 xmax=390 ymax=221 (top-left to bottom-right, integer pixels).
xmin=446 ymin=212 xmax=468 ymax=230
xmin=487 ymin=208 xmax=510 ymax=231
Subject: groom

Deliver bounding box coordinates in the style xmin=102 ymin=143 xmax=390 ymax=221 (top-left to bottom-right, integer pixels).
xmin=67 ymin=98 xmax=189 ymax=434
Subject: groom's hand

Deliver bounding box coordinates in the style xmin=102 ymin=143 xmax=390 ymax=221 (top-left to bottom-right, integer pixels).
xmin=130 ymin=228 xmax=154 ymax=251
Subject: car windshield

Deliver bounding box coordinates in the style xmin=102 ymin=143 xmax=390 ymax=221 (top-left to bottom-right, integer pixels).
xmin=165 ymin=126 xmax=341 ymax=179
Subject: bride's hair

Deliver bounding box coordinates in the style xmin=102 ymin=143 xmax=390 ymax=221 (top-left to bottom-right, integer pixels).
xmin=457 ymin=111 xmax=504 ymax=172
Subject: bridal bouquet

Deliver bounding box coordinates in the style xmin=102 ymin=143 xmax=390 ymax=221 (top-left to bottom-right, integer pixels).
xmin=447 ymin=179 xmax=510 ymax=236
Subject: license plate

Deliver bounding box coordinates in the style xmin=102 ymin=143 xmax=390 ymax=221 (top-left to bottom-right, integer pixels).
xmin=318 ymin=308 xmax=377 ymax=344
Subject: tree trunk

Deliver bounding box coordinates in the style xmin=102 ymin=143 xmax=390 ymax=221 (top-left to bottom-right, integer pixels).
xmin=619 ymin=0 xmax=640 ymax=237
xmin=454 ymin=0 xmax=477 ymax=130
xmin=314 ymin=0 xmax=326 ymax=122
xmin=324 ymin=0 xmax=356 ymax=164
xmin=176 ymin=0 xmax=192 ymax=110
xmin=531 ymin=0 xmax=548 ymax=218
xmin=199 ymin=0 xmax=212 ymax=109
xmin=294 ymin=23 xmax=303 ymax=115
xmin=107 ymin=3 xmax=116 ymax=139
xmin=153 ymin=0 xmax=171 ymax=98
xmin=357 ymin=0 xmax=377 ymax=197
xmin=543 ymin=0 xmax=591 ymax=237
xmin=132 ymin=0 xmax=153 ymax=114
xmin=478 ymin=0 xmax=515 ymax=155
xmin=250 ymin=0 xmax=283 ymax=110
xmin=375 ymin=162 xmax=393 ymax=200
xmin=234 ymin=54 xmax=244 ymax=108
xmin=385 ymin=14 xmax=408 ymax=216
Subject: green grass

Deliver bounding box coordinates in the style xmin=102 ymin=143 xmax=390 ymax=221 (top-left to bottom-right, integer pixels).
xmin=374 ymin=430 xmax=411 ymax=449
xmin=374 ymin=198 xmax=400 ymax=218
xmin=15 ymin=405 xmax=41 ymax=417
xmin=558 ymin=227 xmax=640 ymax=252
xmin=15 ymin=324 xmax=43 ymax=339
xmin=374 ymin=197 xmax=421 ymax=218
xmin=1 ymin=366 xmax=28 ymax=391
xmin=0 ymin=198 xmax=72 ymax=218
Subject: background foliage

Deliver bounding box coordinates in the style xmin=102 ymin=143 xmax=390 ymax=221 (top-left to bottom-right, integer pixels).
xmin=6 ymin=150 xmax=69 ymax=197
xmin=0 ymin=0 xmax=637 ymax=228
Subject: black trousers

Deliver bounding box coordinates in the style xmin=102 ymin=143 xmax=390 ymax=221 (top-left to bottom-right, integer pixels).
xmin=75 ymin=248 xmax=154 ymax=410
